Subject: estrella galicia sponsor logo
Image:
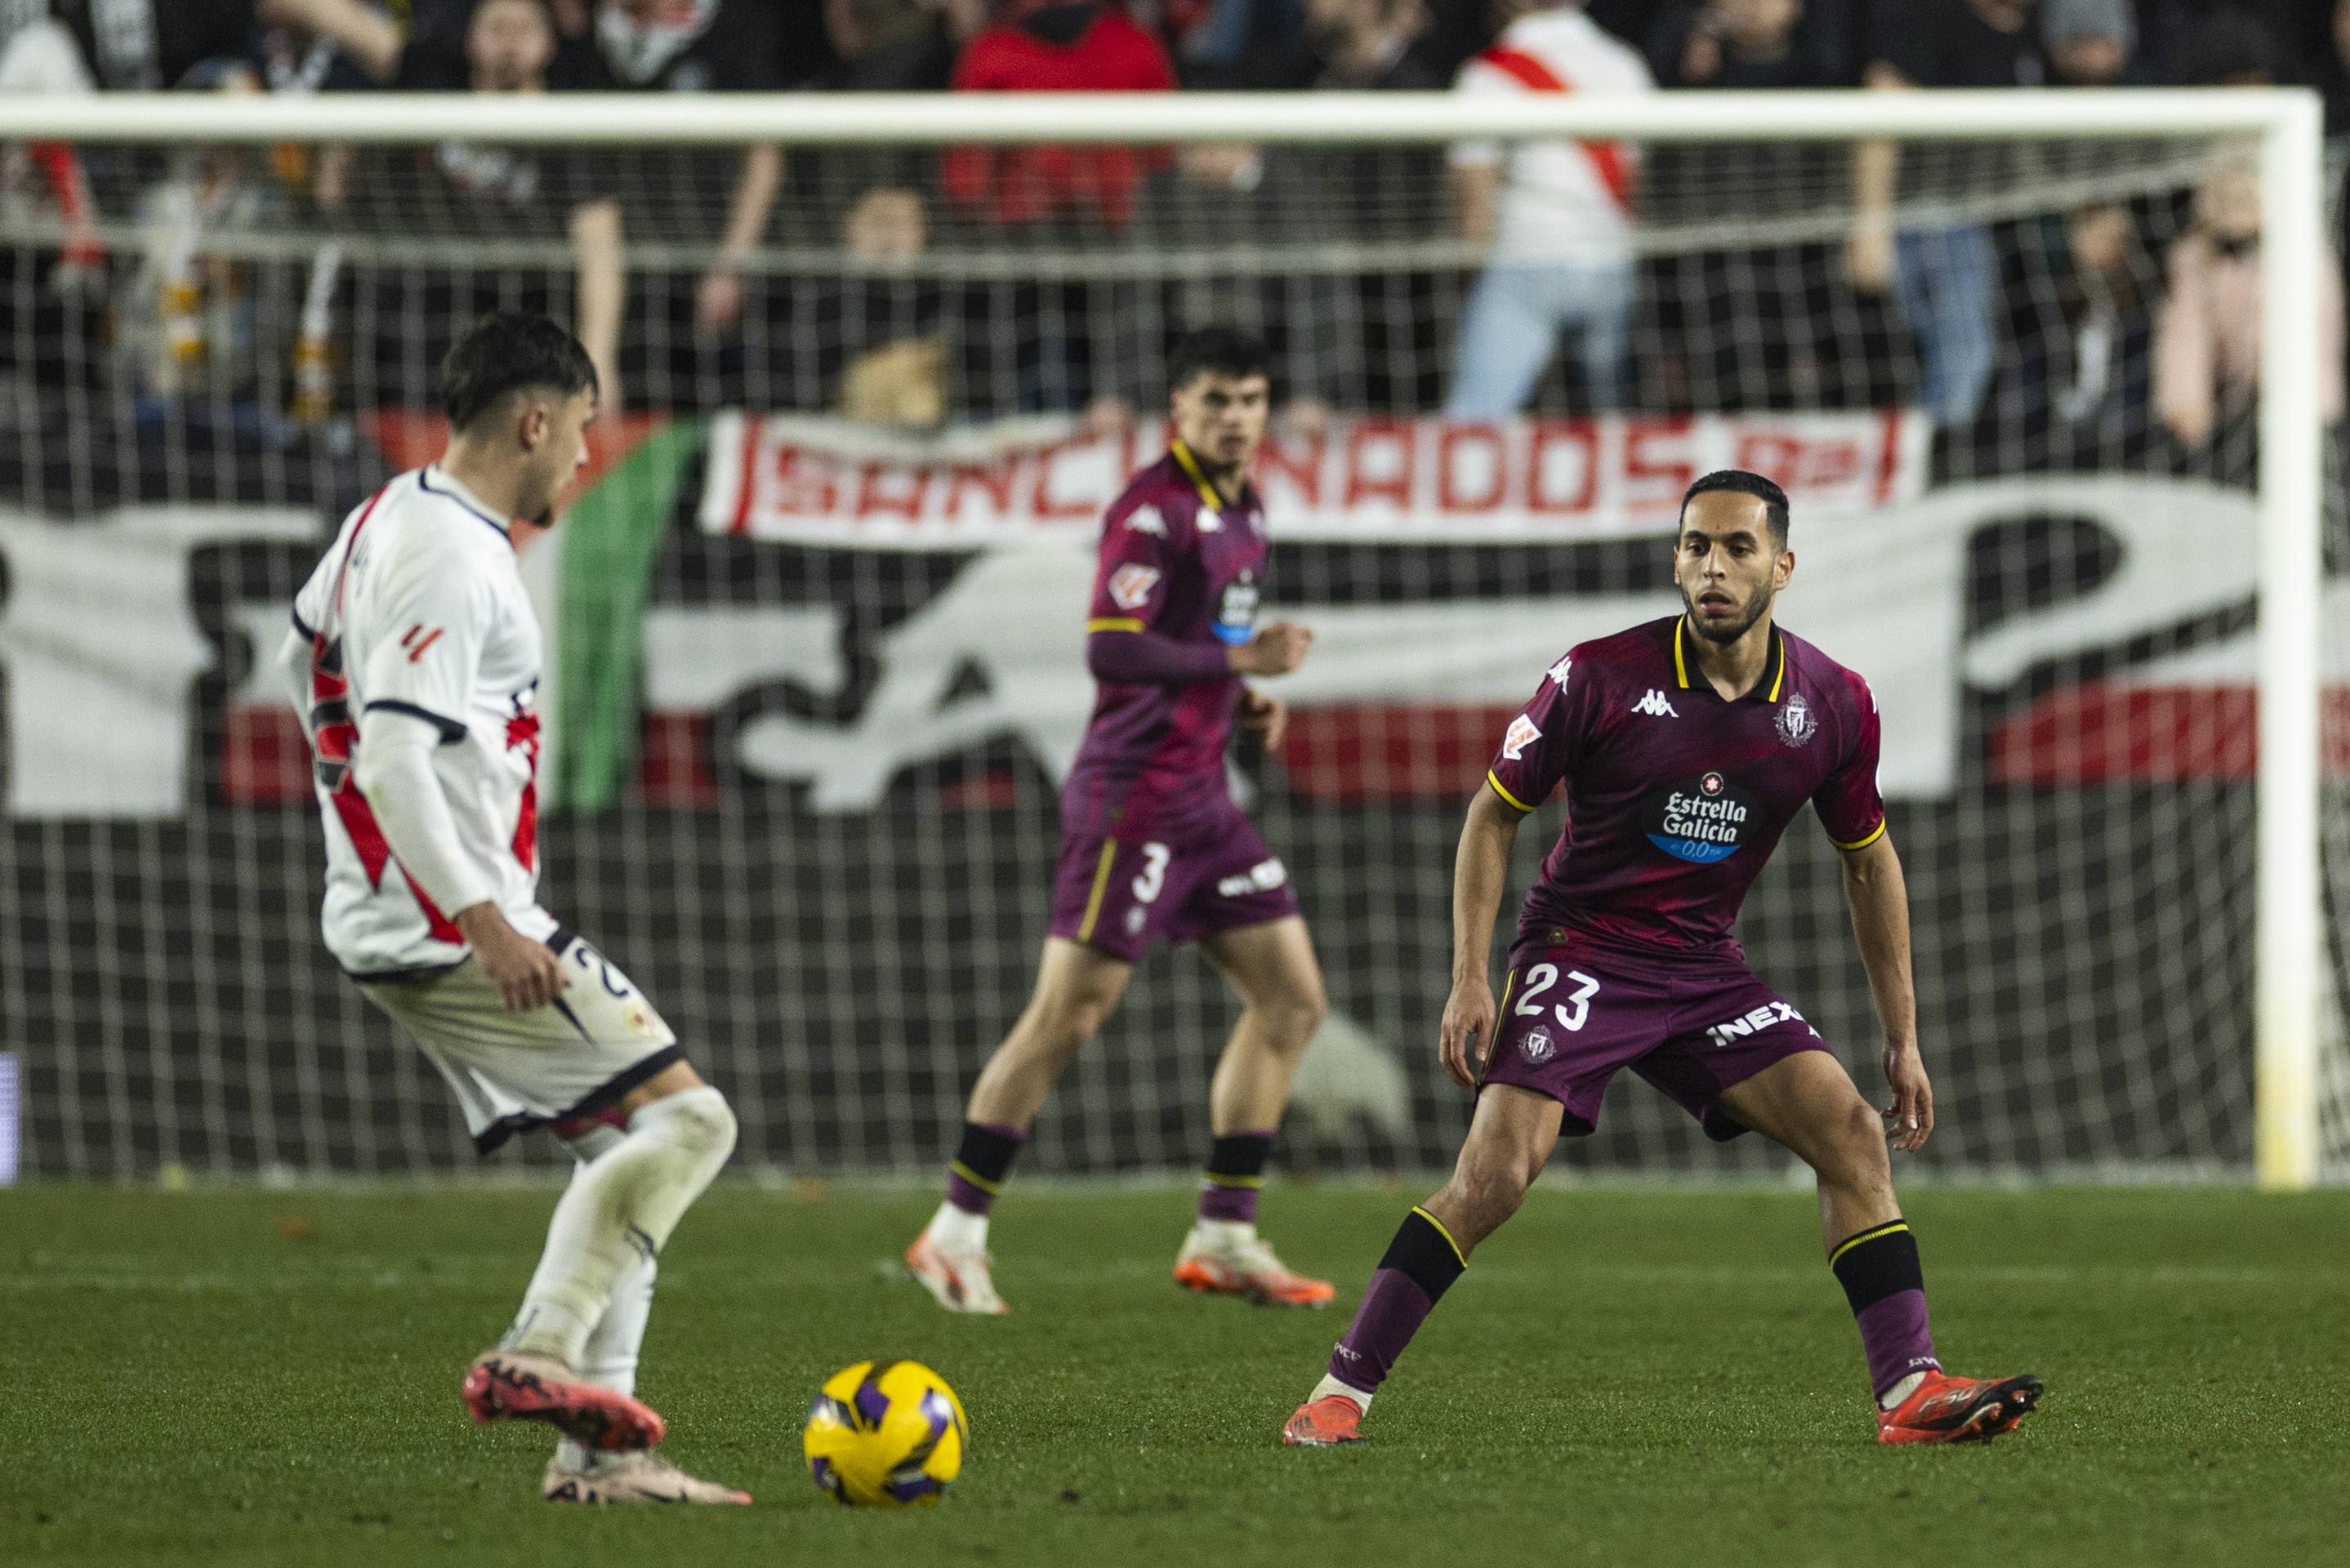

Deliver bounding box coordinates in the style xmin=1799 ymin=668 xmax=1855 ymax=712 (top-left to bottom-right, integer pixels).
xmin=1212 ymin=569 xmax=1260 ymax=645
xmin=1520 ymin=1026 xmax=1554 ymax=1064
xmin=1776 ymin=692 xmax=1817 ymax=748
xmin=1702 ymin=1000 xmax=1822 ymax=1049
xmin=1643 ymin=770 xmax=1751 ymax=864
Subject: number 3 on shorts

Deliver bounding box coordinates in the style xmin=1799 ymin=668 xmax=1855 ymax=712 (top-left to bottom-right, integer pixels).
xmin=1132 ymin=842 xmax=1171 ymax=904
xmin=1514 ymin=963 xmax=1601 ymax=1031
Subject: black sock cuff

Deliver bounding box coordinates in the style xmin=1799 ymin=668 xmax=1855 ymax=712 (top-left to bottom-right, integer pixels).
xmin=1829 ymin=1221 xmax=1924 ymax=1316
xmin=1377 ymin=1206 xmax=1468 ymax=1303
xmin=1204 ymin=1133 xmax=1273 ymax=1187
xmin=950 ymin=1122 xmax=1026 ymax=1192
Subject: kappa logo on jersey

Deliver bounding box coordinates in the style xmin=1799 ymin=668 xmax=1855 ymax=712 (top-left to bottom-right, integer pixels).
xmin=399 ymin=623 xmax=444 ymax=664
xmin=1520 ymin=1026 xmax=1554 ymax=1064
xmin=1107 ymin=564 xmax=1162 ymax=611
xmin=1702 ymin=1000 xmax=1820 ymax=1049
xmin=1546 ymin=655 xmax=1572 ymax=690
xmin=1776 ymin=692 xmax=1817 ymax=748
xmin=1212 ymin=570 xmax=1260 ymax=646
xmin=1125 ymin=504 xmax=1166 ymax=537
xmin=1216 ymin=858 xmax=1290 ymax=898
xmin=1502 ymin=714 xmax=1541 ymax=760
xmin=1642 ymin=769 xmax=1753 ymax=864
xmin=1630 ymin=688 xmax=1679 ymax=719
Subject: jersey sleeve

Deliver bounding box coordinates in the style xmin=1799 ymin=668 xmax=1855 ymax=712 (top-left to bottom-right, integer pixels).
xmin=1813 ymin=671 xmax=1888 ymax=849
xmin=1485 ymin=651 xmax=1586 ymax=813
xmin=350 ymin=548 xmax=488 ymax=744
xmin=1085 ymin=497 xmax=1185 ymax=634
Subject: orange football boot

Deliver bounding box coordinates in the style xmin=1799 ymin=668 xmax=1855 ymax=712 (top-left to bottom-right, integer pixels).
xmin=1282 ymin=1394 xmax=1367 ymax=1446
xmin=1876 ymin=1370 xmax=2045 ymax=1446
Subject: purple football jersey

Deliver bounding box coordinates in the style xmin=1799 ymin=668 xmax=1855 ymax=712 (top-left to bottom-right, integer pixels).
xmin=1486 ymin=615 xmax=1886 ymax=960
xmin=1064 ymin=440 xmax=1268 ymax=828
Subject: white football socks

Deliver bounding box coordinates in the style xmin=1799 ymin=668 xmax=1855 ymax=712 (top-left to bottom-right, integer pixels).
xmin=927 ymin=1199 xmax=988 ymax=1254
xmin=506 ymin=1086 xmax=736 ymax=1370
xmin=1309 ymin=1373 xmax=1370 ymax=1413
xmin=554 ymin=1250 xmax=655 ymax=1472
xmin=1880 ymin=1370 xmax=1929 ymax=1411
xmin=1193 ymin=1217 xmax=1257 ymax=1251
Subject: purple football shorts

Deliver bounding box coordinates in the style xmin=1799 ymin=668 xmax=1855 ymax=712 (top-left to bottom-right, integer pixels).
xmin=1478 ymin=928 xmax=1831 ymax=1139
xmin=1047 ymin=788 xmax=1301 ymax=962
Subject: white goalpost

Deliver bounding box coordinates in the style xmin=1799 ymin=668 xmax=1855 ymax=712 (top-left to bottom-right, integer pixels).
xmin=0 ymin=87 xmax=2330 ymax=1187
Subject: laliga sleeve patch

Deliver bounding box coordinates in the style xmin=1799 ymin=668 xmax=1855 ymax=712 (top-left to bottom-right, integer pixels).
xmin=1108 ymin=564 xmax=1162 ymax=611
xmin=1501 ymin=714 xmax=1541 ymax=760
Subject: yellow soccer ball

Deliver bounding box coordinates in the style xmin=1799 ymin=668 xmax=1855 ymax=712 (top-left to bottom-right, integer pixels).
xmin=802 ymin=1360 xmax=969 ymax=1507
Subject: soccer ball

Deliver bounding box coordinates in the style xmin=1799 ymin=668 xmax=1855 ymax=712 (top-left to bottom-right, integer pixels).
xmin=802 ymin=1360 xmax=969 ymax=1507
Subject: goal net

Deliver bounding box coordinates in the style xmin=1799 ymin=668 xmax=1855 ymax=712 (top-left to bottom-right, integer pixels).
xmin=0 ymin=90 xmax=2339 ymax=1184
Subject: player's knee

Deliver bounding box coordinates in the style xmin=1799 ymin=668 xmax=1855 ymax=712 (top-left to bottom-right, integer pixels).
xmin=1444 ymin=1151 xmax=1536 ymax=1236
xmin=663 ymin=1087 xmax=738 ymax=1161
xmin=1252 ymin=976 xmax=1327 ymax=1054
xmin=1813 ymin=1095 xmax=1888 ymax=1186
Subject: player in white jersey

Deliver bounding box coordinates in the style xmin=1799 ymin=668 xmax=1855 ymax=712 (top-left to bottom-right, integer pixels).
xmin=275 ymin=313 xmax=746 ymax=1505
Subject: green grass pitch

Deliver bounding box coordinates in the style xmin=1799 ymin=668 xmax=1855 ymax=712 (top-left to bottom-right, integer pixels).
xmin=6 ymin=1182 xmax=2348 ymax=1567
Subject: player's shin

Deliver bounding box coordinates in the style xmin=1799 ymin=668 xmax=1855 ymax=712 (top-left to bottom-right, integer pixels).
xmin=1830 ymin=1219 xmax=1941 ymax=1408
xmin=1316 ymin=1205 xmax=1469 ymax=1411
xmin=929 ymin=1120 xmax=1026 ymax=1250
xmin=505 ymin=1087 xmax=736 ymax=1369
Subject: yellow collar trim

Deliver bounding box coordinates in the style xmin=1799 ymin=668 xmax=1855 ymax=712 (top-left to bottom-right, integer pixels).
xmin=1169 ymin=438 xmax=1231 ymax=514
xmin=1676 ymin=618 xmax=1786 ymax=702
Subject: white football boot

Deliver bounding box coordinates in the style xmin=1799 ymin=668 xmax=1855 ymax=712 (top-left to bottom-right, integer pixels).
xmin=905 ymin=1230 xmax=1010 ymax=1314
xmin=542 ymin=1450 xmax=751 ymax=1505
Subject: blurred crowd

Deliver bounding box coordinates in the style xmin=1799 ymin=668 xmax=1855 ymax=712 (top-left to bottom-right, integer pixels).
xmin=2 ymin=0 xmax=2348 ymax=479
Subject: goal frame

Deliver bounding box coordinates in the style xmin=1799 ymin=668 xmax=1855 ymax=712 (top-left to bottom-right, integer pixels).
xmin=2 ymin=85 xmax=2325 ymax=1186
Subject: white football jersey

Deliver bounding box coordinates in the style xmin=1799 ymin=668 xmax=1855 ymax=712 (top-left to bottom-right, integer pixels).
xmin=1450 ymin=7 xmax=1652 ymax=265
xmin=292 ymin=466 xmax=555 ymax=977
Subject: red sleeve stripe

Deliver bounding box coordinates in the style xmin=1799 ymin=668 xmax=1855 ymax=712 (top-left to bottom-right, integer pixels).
xmin=1471 ymin=46 xmax=1636 ymax=214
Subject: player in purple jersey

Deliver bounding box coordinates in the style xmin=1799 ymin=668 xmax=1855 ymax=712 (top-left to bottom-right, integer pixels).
xmin=1282 ymin=470 xmax=2043 ymax=1448
xmin=907 ymin=329 xmax=1338 ymax=1314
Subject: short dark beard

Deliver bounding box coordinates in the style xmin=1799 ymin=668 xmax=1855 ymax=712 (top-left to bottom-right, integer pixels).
xmin=1679 ymin=582 xmax=1770 ymax=644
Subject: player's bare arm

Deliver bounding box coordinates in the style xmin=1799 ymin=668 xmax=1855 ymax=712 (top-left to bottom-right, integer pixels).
xmin=1438 ymin=782 xmax=1525 ymax=1089
xmin=1839 ymin=831 xmax=1931 ymax=1152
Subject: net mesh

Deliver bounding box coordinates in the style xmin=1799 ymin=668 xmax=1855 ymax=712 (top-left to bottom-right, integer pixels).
xmin=1 ymin=114 xmax=2343 ymax=1180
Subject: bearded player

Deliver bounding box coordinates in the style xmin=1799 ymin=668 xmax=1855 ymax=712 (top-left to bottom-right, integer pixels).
xmin=274 ymin=313 xmax=747 ymax=1503
xmin=1282 ymin=470 xmax=2044 ymax=1447
xmin=907 ymin=327 xmax=1336 ymax=1314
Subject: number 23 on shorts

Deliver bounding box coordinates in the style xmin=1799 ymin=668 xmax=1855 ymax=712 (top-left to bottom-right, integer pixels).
xmin=1510 ymin=962 xmax=1600 ymax=1032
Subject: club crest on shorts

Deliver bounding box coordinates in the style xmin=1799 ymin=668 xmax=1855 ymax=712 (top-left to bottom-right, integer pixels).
xmin=1776 ymin=693 xmax=1817 ymax=748
xmin=1520 ymin=1026 xmax=1554 ymax=1064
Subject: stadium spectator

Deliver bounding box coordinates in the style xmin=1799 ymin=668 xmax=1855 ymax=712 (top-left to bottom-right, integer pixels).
xmin=288 ymin=0 xmax=629 ymax=408
xmin=2041 ymin=0 xmax=2131 ymax=85
xmin=2154 ymin=4 xmax=2278 ymax=87
xmin=1245 ymin=0 xmax=1445 ymax=88
xmin=2152 ymin=161 xmax=2345 ymax=461
xmin=1850 ymin=0 xmax=2043 ymax=432
xmin=832 ymin=187 xmax=949 ymax=427
xmin=820 ymin=0 xmax=972 ymax=88
xmin=1441 ymin=0 xmax=1652 ymax=418
xmin=0 ymin=8 xmax=106 ymax=287
xmin=941 ymin=0 xmax=1177 ymax=230
xmin=1651 ymin=0 xmax=1847 ymax=88
xmin=557 ymin=1 xmax=818 ymax=337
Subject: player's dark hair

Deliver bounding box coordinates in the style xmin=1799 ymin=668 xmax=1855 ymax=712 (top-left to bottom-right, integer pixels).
xmin=1680 ymin=469 xmax=1790 ymax=545
xmin=438 ymin=311 xmax=598 ymax=434
xmin=1168 ymin=326 xmax=1270 ymax=392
